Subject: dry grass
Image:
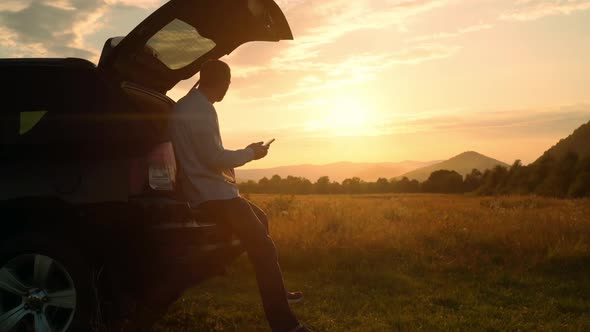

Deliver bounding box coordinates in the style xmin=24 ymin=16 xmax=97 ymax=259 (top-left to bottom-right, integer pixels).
xmin=154 ymin=194 xmax=590 ymax=331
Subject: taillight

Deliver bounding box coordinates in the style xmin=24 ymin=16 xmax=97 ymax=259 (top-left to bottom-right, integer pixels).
xmin=129 ymin=142 xmax=176 ymax=194
xmin=148 ymin=142 xmax=177 ymax=191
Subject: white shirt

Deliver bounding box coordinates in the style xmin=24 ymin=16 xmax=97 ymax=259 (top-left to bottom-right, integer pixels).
xmin=169 ymin=89 xmax=254 ymax=206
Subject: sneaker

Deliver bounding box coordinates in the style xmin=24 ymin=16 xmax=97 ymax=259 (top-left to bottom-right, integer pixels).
xmin=287 ymin=291 xmax=304 ymax=304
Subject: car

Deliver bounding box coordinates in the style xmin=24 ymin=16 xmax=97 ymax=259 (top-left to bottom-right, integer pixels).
xmin=0 ymin=0 xmax=293 ymax=330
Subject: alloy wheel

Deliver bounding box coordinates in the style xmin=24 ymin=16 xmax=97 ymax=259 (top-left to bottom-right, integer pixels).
xmin=0 ymin=254 xmax=77 ymax=331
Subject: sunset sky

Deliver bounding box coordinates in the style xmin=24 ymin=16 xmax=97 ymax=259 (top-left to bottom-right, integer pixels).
xmin=1 ymin=0 xmax=589 ymax=168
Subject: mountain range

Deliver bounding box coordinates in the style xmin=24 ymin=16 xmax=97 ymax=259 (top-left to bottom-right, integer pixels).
xmin=236 ymin=160 xmax=440 ymax=183
xmin=236 ymin=151 xmax=509 ymax=183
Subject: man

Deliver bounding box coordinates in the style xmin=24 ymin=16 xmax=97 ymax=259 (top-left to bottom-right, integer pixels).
xmin=169 ymin=59 xmax=311 ymax=332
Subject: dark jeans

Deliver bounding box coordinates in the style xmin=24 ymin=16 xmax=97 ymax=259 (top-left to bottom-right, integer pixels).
xmin=196 ymin=197 xmax=299 ymax=332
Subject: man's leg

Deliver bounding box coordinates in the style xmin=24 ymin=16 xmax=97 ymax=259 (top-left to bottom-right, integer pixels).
xmin=198 ymin=197 xmax=300 ymax=332
xmin=245 ymin=200 xmax=305 ymax=304
xmin=246 ymin=200 xmax=269 ymax=233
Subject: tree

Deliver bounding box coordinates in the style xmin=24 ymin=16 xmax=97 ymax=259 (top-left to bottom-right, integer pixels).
xmin=535 ymin=152 xmax=578 ymax=197
xmin=478 ymin=165 xmax=509 ymax=195
xmin=238 ymin=180 xmax=259 ymax=193
xmin=375 ymin=178 xmax=390 ymax=193
xmin=529 ymin=155 xmax=555 ymax=194
xmin=568 ymin=156 xmax=590 ymax=197
xmin=463 ymin=168 xmax=483 ymax=192
xmin=423 ymin=170 xmax=464 ymax=193
xmin=341 ymin=177 xmax=363 ymax=194
xmin=314 ymin=176 xmax=331 ymax=194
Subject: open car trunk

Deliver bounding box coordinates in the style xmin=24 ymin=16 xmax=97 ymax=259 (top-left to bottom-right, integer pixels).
xmin=99 ymin=0 xmax=293 ymax=93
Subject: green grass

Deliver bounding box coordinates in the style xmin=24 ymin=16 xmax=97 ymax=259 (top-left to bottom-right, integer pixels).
xmin=153 ymin=194 xmax=590 ymax=331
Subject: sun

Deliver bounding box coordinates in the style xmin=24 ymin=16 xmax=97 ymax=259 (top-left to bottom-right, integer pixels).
xmin=307 ymin=96 xmax=372 ymax=136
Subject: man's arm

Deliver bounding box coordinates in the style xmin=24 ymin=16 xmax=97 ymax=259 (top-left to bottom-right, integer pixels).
xmin=189 ymin=111 xmax=255 ymax=169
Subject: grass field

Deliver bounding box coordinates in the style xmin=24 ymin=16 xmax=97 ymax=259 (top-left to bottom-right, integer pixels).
xmin=153 ymin=194 xmax=590 ymax=331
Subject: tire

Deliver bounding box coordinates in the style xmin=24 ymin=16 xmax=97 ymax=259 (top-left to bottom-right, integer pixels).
xmin=0 ymin=233 xmax=98 ymax=331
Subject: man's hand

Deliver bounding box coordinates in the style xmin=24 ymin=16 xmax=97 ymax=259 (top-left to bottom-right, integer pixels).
xmin=247 ymin=142 xmax=269 ymax=160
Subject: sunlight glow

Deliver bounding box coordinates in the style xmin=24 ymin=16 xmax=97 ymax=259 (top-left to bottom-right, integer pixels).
xmin=306 ymin=96 xmax=373 ymax=136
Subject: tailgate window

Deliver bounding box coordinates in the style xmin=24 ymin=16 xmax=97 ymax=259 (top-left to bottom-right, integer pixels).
xmin=146 ymin=19 xmax=216 ymax=70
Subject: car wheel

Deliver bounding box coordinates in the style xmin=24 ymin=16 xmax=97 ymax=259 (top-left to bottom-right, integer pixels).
xmin=0 ymin=234 xmax=95 ymax=331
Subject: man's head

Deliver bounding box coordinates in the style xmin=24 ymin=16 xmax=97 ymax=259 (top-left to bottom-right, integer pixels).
xmin=198 ymin=59 xmax=231 ymax=103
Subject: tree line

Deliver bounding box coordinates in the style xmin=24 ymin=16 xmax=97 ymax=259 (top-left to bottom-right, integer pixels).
xmin=238 ymin=152 xmax=590 ymax=198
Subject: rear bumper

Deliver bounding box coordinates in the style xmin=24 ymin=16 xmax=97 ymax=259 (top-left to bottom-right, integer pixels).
xmin=148 ymin=221 xmax=244 ymax=264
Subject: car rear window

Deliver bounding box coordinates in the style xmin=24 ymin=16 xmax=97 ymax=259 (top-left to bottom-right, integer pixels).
xmin=1 ymin=111 xmax=48 ymax=144
xmin=146 ymin=18 xmax=216 ymax=70
xmin=20 ymin=111 xmax=48 ymax=135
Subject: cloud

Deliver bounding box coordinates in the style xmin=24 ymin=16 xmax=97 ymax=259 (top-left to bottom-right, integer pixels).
xmin=377 ymin=103 xmax=590 ymax=136
xmin=226 ymin=43 xmax=460 ymax=105
xmin=0 ymin=0 xmax=105 ymax=59
xmin=221 ymin=0 xmax=459 ymax=103
xmin=233 ymin=104 xmax=590 ymax=148
xmin=105 ymin=0 xmax=163 ymax=9
xmin=227 ymin=0 xmax=452 ymax=69
xmin=0 ymin=0 xmax=162 ymax=60
xmin=410 ymin=23 xmax=493 ymax=42
xmin=0 ymin=26 xmax=47 ymax=57
xmin=501 ymin=0 xmax=590 ymax=21
xmin=277 ymin=0 xmax=450 ymax=62
xmin=275 ymin=0 xmax=308 ymax=11
xmin=0 ymin=1 xmax=32 ymax=12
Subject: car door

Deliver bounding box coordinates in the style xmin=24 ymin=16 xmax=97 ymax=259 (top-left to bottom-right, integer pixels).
xmin=98 ymin=0 xmax=293 ymax=93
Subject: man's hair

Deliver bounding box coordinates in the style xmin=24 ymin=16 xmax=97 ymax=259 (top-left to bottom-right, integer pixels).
xmin=199 ymin=59 xmax=231 ymax=87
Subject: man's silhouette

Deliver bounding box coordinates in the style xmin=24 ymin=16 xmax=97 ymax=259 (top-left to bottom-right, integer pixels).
xmin=169 ymin=59 xmax=310 ymax=332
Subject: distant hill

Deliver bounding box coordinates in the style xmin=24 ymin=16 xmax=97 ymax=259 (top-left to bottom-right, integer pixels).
xmin=535 ymin=120 xmax=590 ymax=162
xmin=399 ymin=151 xmax=509 ymax=181
xmin=236 ymin=160 xmax=440 ymax=183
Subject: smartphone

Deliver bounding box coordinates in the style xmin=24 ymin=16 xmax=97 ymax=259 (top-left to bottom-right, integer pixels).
xmin=263 ymin=138 xmax=276 ymax=147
